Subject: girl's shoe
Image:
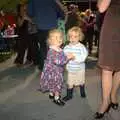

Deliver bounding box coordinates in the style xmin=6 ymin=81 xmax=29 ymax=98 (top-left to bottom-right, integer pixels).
xmin=111 ymin=102 xmax=119 ymax=110
xmin=49 ymin=94 xmax=54 ymax=99
xmin=94 ymin=103 xmax=111 ymax=119
xmin=49 ymin=92 xmax=54 ymax=99
xmin=53 ymin=98 xmax=65 ymax=106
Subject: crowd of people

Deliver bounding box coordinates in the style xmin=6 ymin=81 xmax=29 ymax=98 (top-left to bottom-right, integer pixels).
xmin=10 ymin=0 xmax=97 ymax=106
xmin=0 ymin=1 xmax=101 ymax=67
xmin=13 ymin=1 xmax=101 ymax=68
xmin=0 ymin=0 xmax=120 ymax=119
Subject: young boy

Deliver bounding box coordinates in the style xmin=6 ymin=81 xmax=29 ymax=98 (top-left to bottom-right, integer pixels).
xmin=63 ymin=26 xmax=88 ymax=101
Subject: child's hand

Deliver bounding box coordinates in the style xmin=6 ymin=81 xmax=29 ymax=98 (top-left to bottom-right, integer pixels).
xmin=66 ymin=53 xmax=75 ymax=60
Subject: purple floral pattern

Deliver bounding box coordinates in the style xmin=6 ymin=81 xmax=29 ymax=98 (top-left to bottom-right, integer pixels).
xmin=40 ymin=48 xmax=67 ymax=93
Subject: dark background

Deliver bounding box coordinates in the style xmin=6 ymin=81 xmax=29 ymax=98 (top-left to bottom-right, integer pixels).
xmin=62 ymin=0 xmax=97 ymax=11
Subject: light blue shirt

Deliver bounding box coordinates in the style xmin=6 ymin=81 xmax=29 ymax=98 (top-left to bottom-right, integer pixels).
xmin=64 ymin=42 xmax=88 ymax=72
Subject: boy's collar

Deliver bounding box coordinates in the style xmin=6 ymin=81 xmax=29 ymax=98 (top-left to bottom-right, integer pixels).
xmin=69 ymin=42 xmax=80 ymax=46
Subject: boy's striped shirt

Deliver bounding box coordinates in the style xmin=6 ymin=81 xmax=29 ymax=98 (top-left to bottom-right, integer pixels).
xmin=64 ymin=42 xmax=88 ymax=72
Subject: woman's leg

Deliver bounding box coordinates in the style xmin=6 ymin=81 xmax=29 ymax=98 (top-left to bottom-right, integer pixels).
xmin=111 ymin=71 xmax=120 ymax=103
xmin=99 ymin=69 xmax=113 ymax=113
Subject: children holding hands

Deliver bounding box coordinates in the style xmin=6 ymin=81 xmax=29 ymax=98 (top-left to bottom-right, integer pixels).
xmin=40 ymin=29 xmax=74 ymax=106
xmin=40 ymin=26 xmax=88 ymax=106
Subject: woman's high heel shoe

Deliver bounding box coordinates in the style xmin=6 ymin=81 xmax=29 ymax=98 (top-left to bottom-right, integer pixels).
xmin=111 ymin=102 xmax=119 ymax=110
xmin=95 ymin=112 xmax=105 ymax=119
xmin=94 ymin=104 xmax=111 ymax=119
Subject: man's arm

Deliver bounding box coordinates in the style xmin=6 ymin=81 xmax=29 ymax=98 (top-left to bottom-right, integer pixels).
xmin=55 ymin=0 xmax=68 ymax=23
xmin=97 ymin=0 xmax=111 ymax=13
xmin=55 ymin=0 xmax=67 ymax=13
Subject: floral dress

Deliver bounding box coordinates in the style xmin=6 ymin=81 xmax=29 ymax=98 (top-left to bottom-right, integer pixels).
xmin=40 ymin=48 xmax=68 ymax=93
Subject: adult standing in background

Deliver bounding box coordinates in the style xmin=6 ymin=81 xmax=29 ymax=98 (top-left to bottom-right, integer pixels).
xmin=94 ymin=11 xmax=105 ymax=57
xmin=84 ymin=9 xmax=95 ymax=55
xmin=14 ymin=3 xmax=32 ymax=67
xmin=95 ymin=0 xmax=120 ymax=119
xmin=28 ymin=0 xmax=66 ymax=70
xmin=65 ymin=4 xmax=80 ymax=32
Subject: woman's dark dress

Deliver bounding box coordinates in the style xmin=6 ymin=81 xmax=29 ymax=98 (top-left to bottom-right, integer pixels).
xmin=98 ymin=0 xmax=120 ymax=71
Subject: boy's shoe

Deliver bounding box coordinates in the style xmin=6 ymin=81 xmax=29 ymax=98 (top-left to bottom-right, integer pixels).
xmin=62 ymin=88 xmax=73 ymax=101
xmin=80 ymin=85 xmax=86 ymax=98
xmin=53 ymin=98 xmax=65 ymax=106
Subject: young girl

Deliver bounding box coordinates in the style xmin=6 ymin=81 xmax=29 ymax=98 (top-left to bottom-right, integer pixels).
xmin=63 ymin=26 xmax=88 ymax=101
xmin=40 ymin=29 xmax=74 ymax=106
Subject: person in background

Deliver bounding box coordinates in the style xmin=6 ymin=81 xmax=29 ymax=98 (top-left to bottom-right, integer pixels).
xmin=28 ymin=0 xmax=66 ymax=70
xmin=84 ymin=9 xmax=95 ymax=55
xmin=65 ymin=4 xmax=80 ymax=32
xmin=94 ymin=11 xmax=106 ymax=57
xmin=14 ymin=3 xmax=32 ymax=67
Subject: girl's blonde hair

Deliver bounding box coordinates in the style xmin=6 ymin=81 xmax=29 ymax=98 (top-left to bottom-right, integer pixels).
xmin=47 ymin=29 xmax=64 ymax=45
xmin=67 ymin=26 xmax=84 ymax=42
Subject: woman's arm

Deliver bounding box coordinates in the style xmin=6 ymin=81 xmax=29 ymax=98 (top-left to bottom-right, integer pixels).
xmin=55 ymin=0 xmax=68 ymax=22
xmin=97 ymin=0 xmax=111 ymax=13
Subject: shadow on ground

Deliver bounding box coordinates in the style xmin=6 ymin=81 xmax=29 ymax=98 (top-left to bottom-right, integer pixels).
xmin=0 ymin=66 xmax=36 ymax=92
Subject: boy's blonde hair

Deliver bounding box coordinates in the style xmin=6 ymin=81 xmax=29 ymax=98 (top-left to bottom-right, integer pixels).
xmin=47 ymin=29 xmax=64 ymax=45
xmin=67 ymin=26 xmax=84 ymax=42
